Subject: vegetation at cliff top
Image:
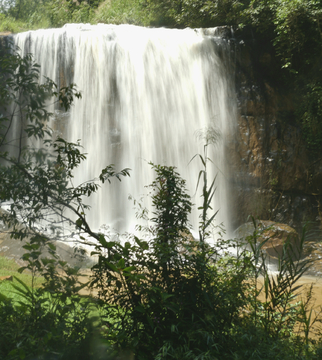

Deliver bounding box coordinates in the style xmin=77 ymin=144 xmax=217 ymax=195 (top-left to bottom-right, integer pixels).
xmin=1 ymin=47 xmax=322 ymax=359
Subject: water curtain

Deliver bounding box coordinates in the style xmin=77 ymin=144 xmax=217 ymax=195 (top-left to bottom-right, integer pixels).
xmin=14 ymin=24 xmax=236 ymax=237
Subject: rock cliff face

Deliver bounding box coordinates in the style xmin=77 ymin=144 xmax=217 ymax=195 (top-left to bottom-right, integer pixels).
xmin=228 ymin=32 xmax=322 ymax=233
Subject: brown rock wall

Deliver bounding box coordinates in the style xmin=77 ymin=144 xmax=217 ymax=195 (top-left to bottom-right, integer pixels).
xmin=229 ymin=37 xmax=322 ymax=232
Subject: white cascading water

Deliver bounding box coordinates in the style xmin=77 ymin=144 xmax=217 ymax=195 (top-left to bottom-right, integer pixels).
xmin=14 ymin=24 xmax=236 ymax=239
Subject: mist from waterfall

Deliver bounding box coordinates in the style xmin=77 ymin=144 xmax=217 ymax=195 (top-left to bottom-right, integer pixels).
xmin=14 ymin=24 xmax=236 ymax=239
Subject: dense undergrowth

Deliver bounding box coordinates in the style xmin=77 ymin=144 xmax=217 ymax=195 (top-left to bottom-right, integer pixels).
xmin=1 ymin=23 xmax=322 ymax=360
xmin=1 ymin=152 xmax=322 ymax=359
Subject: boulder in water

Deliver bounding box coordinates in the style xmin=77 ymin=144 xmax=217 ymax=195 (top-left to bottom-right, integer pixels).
xmin=234 ymin=220 xmax=300 ymax=260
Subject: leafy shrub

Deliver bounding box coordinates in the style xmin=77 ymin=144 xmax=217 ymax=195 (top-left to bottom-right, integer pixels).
xmin=90 ymin=162 xmax=252 ymax=359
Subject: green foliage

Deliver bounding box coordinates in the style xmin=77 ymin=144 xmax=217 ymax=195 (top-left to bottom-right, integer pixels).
xmin=180 ymin=0 xmax=248 ymax=27
xmin=237 ymin=0 xmax=322 ymax=73
xmin=0 ymin=46 xmax=78 ymax=143
xmin=90 ymin=162 xmax=252 ymax=359
xmin=92 ymin=0 xmax=153 ymax=26
xmin=297 ymin=82 xmax=322 ymax=155
xmin=0 ymin=242 xmax=98 ymax=360
xmin=0 ymin=0 xmax=51 ymax=30
xmin=0 ymin=48 xmax=131 ymax=359
xmin=0 ymin=255 xmax=44 ymax=301
xmin=46 ymin=0 xmax=96 ymax=28
xmin=0 ymin=219 xmax=102 ymax=359
xmin=193 ymin=127 xmax=222 ymax=243
xmin=223 ymin=220 xmax=322 ymax=360
xmin=149 ymin=163 xmax=192 ymax=283
xmin=247 ymin=220 xmax=312 ymax=337
xmin=273 ymin=0 xmax=322 ymax=72
xmin=140 ymin=0 xmax=249 ymax=27
xmin=0 ymin=0 xmax=101 ymax=30
xmin=90 ymin=158 xmax=322 ymax=359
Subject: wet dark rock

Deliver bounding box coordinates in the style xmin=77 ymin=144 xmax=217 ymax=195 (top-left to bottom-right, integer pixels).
xmin=228 ymin=34 xmax=322 ymax=231
xmin=235 ymin=220 xmax=300 ymax=260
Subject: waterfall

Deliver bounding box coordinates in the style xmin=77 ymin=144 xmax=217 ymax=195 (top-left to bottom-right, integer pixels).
xmin=13 ymin=24 xmax=236 ymax=238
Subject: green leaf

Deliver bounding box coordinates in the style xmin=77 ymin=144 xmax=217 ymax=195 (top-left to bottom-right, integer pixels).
xmin=47 ymin=242 xmax=56 ymax=251
xmin=134 ymin=305 xmax=146 ymax=313
xmin=98 ymin=234 xmax=109 ymax=247
xmin=18 ymin=266 xmax=27 ymax=273
xmin=123 ymin=266 xmax=136 ymax=272
xmin=161 ymin=293 xmax=174 ymax=301
xmin=106 ymin=262 xmax=118 ymax=272
xmin=76 ymin=218 xmax=83 ymax=227
xmin=0 ymin=292 xmax=9 ymax=303
xmin=117 ymin=258 xmax=125 ymax=269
